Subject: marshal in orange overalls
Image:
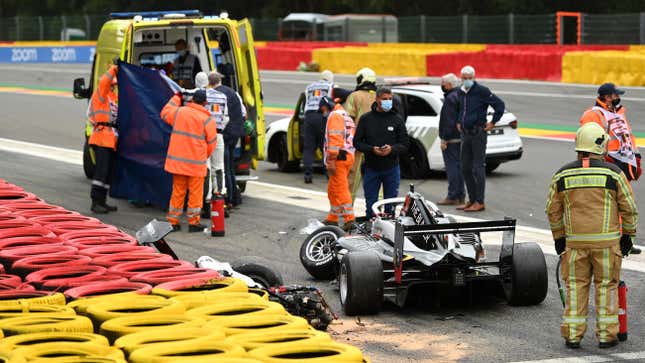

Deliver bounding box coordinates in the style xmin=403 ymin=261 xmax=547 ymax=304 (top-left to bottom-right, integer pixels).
xmin=160 ymin=93 xmax=217 ymax=228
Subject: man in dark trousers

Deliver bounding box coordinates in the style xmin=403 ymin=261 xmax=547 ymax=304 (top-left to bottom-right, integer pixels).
xmin=457 ymin=65 xmax=505 ymax=212
xmin=353 ymin=87 xmax=409 ymax=219
xmin=437 ymin=73 xmax=465 ymax=206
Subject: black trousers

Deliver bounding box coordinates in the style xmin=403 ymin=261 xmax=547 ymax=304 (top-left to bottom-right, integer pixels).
xmin=224 ymin=141 xmax=240 ymax=206
xmin=461 ymin=127 xmax=487 ymax=204
xmin=90 ymin=146 xmax=115 ymax=203
xmin=302 ymin=111 xmax=325 ymax=176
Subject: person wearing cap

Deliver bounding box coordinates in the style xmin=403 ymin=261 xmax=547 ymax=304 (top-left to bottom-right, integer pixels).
xmin=456 ymin=65 xmax=505 ymax=212
xmin=303 ymin=70 xmax=335 ymax=184
xmin=88 ymin=63 xmax=119 ymax=214
xmin=580 ymin=83 xmax=641 ymax=181
xmin=172 ymin=39 xmax=202 ymax=89
xmin=320 ymin=96 xmax=356 ymax=231
xmin=437 ymin=73 xmax=465 ymax=206
xmin=353 ymin=87 xmax=409 ymax=219
xmin=208 ymin=71 xmax=246 ymax=210
xmin=160 ymin=89 xmax=218 ymax=232
xmin=546 ymin=122 xmax=638 ymax=350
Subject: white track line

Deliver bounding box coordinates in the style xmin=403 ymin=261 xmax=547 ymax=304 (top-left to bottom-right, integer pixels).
xmin=509 ymin=350 xmax=645 ymax=363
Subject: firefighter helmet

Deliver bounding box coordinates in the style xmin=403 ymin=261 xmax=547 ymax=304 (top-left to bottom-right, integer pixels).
xmin=356 ymin=67 xmax=376 ymax=85
xmin=575 ymin=122 xmax=608 ymax=155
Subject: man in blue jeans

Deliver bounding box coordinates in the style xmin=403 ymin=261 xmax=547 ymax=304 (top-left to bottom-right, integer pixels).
xmin=437 ymin=73 xmax=465 ymax=206
xmin=353 ymin=87 xmax=409 ymax=219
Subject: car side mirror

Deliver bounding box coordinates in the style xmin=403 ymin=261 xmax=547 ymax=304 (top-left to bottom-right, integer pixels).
xmin=73 ymin=77 xmax=91 ymax=99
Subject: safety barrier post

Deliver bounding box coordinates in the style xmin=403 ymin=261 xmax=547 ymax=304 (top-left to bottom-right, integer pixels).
xmin=344 ymin=17 xmax=350 ymax=41
xmin=420 ymin=15 xmax=426 ymax=42
xmin=640 ymin=12 xmax=645 ymax=44
xmin=462 ymin=14 xmax=468 ymax=43
xmin=508 ymin=13 xmax=514 ymax=44
xmin=61 ymin=15 xmax=67 ymax=41
xmin=84 ymin=14 xmax=91 ymax=40
xmin=381 ymin=16 xmax=386 ymax=42
xmin=38 ymin=16 xmax=44 ymax=40
xmin=15 ymin=16 xmax=20 ymax=41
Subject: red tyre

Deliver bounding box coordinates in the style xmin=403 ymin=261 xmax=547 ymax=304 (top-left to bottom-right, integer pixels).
xmin=91 ymin=252 xmax=173 ymax=268
xmin=12 ymin=255 xmax=92 ymax=278
xmin=130 ymin=267 xmax=221 ymax=285
xmin=25 ymin=265 xmax=107 ymax=290
xmin=108 ymin=260 xmax=194 ymax=279
xmin=65 ymin=280 xmax=152 ymax=299
xmin=78 ymin=245 xmax=155 ymax=259
xmin=0 ymin=245 xmax=78 ymax=272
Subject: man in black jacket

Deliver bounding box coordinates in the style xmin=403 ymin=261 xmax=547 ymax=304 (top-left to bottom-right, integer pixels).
xmin=437 ymin=73 xmax=465 ymax=206
xmin=353 ymin=87 xmax=409 ymax=219
xmin=457 ymin=65 xmax=505 ymax=212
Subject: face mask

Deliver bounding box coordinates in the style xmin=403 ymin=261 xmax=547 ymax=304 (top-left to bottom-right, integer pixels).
xmin=463 ymin=80 xmax=474 ymax=89
xmin=612 ymin=98 xmax=621 ymax=107
xmin=380 ymin=99 xmax=393 ymax=112
xmin=178 ymin=50 xmax=187 ymax=57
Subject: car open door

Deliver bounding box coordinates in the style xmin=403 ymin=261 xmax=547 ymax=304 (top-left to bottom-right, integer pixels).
xmin=288 ymin=93 xmax=306 ymax=162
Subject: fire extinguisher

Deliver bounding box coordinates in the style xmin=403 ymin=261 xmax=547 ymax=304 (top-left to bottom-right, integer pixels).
xmin=618 ymin=280 xmax=628 ymax=341
xmin=210 ymin=193 xmax=225 ymax=237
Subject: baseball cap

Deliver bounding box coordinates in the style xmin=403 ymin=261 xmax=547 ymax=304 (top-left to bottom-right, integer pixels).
xmin=193 ymin=89 xmax=207 ymax=104
xmin=598 ymin=83 xmax=625 ymax=96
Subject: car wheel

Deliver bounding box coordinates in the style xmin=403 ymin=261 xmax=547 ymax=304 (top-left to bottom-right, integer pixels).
xmin=400 ymin=138 xmax=429 ymax=179
xmin=83 ymin=139 xmax=95 ymax=179
xmin=504 ymin=242 xmax=548 ymax=306
xmin=339 ymin=251 xmax=383 ymax=316
xmin=275 ymin=134 xmax=300 ymax=172
xmin=230 ymin=256 xmax=284 ymax=288
xmin=486 ymin=162 xmax=500 ymax=174
xmin=299 ymin=226 xmax=345 ymax=280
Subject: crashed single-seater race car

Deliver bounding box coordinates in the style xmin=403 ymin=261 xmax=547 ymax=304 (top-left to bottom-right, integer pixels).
xmin=300 ymin=186 xmax=548 ymax=315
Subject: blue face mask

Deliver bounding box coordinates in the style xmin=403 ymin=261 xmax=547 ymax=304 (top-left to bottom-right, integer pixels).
xmin=463 ymin=79 xmax=474 ymax=89
xmin=381 ymin=99 xmax=393 ymax=112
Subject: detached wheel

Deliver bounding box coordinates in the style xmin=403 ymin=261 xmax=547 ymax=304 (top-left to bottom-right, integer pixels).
xmin=83 ymin=139 xmax=95 ymax=179
xmin=339 ymin=251 xmax=384 ymax=316
xmin=504 ymin=242 xmax=548 ymax=306
xmin=276 ymin=134 xmax=300 ymax=172
xmin=300 ymin=226 xmax=344 ymax=280
xmin=486 ymin=162 xmax=500 ymax=174
xmin=400 ymin=138 xmax=429 ymax=179
xmin=231 ymin=256 xmax=284 ymax=288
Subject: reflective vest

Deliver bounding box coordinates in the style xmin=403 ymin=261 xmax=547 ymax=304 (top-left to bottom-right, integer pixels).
xmin=324 ymin=104 xmax=355 ymax=163
xmin=160 ymin=95 xmax=218 ymax=177
xmin=304 ymin=81 xmax=333 ymax=112
xmin=173 ymin=53 xmax=197 ymax=87
xmin=206 ymin=88 xmax=229 ymax=131
xmin=87 ymin=65 xmax=118 ymax=150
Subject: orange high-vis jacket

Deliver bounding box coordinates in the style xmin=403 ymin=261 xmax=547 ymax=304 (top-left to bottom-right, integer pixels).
xmin=160 ymin=94 xmax=218 ymax=177
xmin=88 ymin=65 xmax=118 ymax=150
xmin=324 ymin=104 xmax=355 ymax=163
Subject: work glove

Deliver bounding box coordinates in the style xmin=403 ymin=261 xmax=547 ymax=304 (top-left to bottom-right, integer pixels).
xmin=620 ymin=234 xmax=634 ymax=257
xmin=554 ymin=237 xmax=566 ymax=255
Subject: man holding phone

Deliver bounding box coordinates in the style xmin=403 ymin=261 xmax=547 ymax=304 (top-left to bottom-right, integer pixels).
xmin=353 ymin=87 xmax=409 ymax=219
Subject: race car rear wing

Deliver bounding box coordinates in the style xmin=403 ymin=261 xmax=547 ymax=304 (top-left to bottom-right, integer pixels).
xmin=393 ymin=218 xmax=517 ymax=283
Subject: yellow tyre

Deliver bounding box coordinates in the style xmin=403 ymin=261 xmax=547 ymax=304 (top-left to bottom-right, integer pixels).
xmin=247 ymin=288 xmax=270 ymax=300
xmin=248 ymin=341 xmax=365 ymax=362
xmin=128 ymin=339 xmax=246 ymax=363
xmin=152 ymin=277 xmax=248 ymax=298
xmin=169 ymin=291 xmax=265 ymax=310
xmin=0 ymin=293 xmax=66 ymax=306
xmin=0 ymin=315 xmax=94 ymax=336
xmin=205 ymin=314 xmax=311 ymax=336
xmin=225 ymin=329 xmax=331 ymax=351
xmin=98 ymin=314 xmax=203 ymax=343
xmin=0 ymin=332 xmax=108 ymax=350
xmin=186 ymin=300 xmax=286 ymax=321
xmin=0 ymin=304 xmax=75 ymax=319
xmin=84 ymin=298 xmax=185 ymax=326
xmin=68 ymin=293 xmax=159 ymax=315
xmin=29 ymin=358 xmax=126 ymax=363
xmin=11 ymin=342 xmax=124 ymax=361
xmin=114 ymin=327 xmax=225 ymax=356
xmin=0 ymin=346 xmax=25 ymax=363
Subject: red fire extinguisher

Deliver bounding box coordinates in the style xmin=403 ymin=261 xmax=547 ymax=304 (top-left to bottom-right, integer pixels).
xmin=210 ymin=193 xmax=225 ymax=237
xmin=618 ymin=280 xmax=628 ymax=341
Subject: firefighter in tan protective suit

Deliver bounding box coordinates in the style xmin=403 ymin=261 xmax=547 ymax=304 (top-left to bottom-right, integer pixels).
xmin=546 ymin=122 xmax=638 ymax=349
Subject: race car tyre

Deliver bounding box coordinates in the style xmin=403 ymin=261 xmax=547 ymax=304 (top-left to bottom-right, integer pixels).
xmin=275 ymin=134 xmax=300 ymax=172
xmin=230 ymin=256 xmax=284 ymax=288
xmin=339 ymin=251 xmax=383 ymax=316
xmin=486 ymin=162 xmax=501 ymax=174
xmin=0 ymin=332 xmax=109 ymax=351
xmin=504 ymin=242 xmax=548 ymax=306
xmin=83 ymin=139 xmax=95 ymax=180
xmin=300 ymin=226 xmax=345 ymax=280
xmin=400 ymin=138 xmax=430 ymax=180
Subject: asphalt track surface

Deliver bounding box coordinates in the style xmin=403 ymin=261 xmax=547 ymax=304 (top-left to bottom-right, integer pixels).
xmin=2 ymin=64 xmax=645 ymax=362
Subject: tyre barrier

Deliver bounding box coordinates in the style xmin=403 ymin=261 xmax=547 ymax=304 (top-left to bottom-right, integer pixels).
xmin=186 ymin=300 xmax=287 ymax=321
xmin=30 ymin=215 xmax=100 ymax=226
xmin=11 ymin=255 xmax=92 ymax=278
xmin=0 ymin=221 xmax=42 ymax=231
xmin=67 ymin=293 xmax=160 ymax=315
xmin=127 ymin=339 xmax=246 ymax=363
xmin=44 ymin=222 xmax=117 ymax=236
xmin=169 ymin=291 xmax=267 ymax=309
xmin=78 ymin=245 xmax=156 ymax=259
xmin=28 ymin=358 xmax=126 ymax=363
xmin=152 ymin=277 xmax=248 ymax=297
xmin=113 ymin=327 xmax=223 ymax=356
xmin=3 ymin=202 xmax=64 ymax=214
xmin=0 ymin=237 xmax=62 ymax=251
xmin=64 ymin=281 xmax=151 ymax=300
xmin=90 ymin=253 xmax=173 ymax=268
xmin=106 ymin=260 xmax=194 ymax=279
xmin=59 ymin=231 xmax=137 ymax=248
xmin=130 ymin=267 xmax=221 ymax=285
xmin=0 ymin=191 xmax=38 ymax=204
xmin=0 ymin=285 xmax=34 ymax=292
xmin=225 ymin=329 xmax=332 ymax=351
xmin=0 ymin=315 xmax=94 ymax=335
xmin=205 ymin=314 xmax=312 ymax=336
xmin=11 ymin=342 xmax=124 ymax=361
xmin=0 ymin=292 xmax=65 ymax=305
xmin=0 ymin=213 xmax=26 ymax=222
xmin=0 ymin=332 xmax=109 ymax=350
xmin=19 ymin=208 xmax=79 ymax=219
xmin=248 ymin=341 xmax=367 ymax=362
xmin=0 ymin=275 xmax=22 ymax=289
xmin=25 ymin=265 xmax=106 ymax=290
xmin=99 ymin=315 xmax=206 ymax=344
xmin=0 ymin=245 xmax=77 ymax=272
xmin=0 ymin=304 xmax=75 ymax=319
xmin=83 ymin=297 xmax=185 ymax=326
xmin=0 ymin=226 xmax=57 ymax=240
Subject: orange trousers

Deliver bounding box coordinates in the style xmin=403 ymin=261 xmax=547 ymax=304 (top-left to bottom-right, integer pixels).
xmin=327 ymin=155 xmax=355 ymax=223
xmin=167 ymin=174 xmax=204 ymax=225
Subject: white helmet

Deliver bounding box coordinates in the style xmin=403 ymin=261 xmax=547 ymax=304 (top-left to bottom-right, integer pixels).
xmin=320 ymin=70 xmax=334 ymax=82
xmin=194 ymin=72 xmax=208 ymax=89
xmin=356 ymin=67 xmax=376 ymax=85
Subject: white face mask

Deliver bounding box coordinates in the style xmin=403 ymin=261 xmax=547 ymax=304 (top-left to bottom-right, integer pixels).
xmin=178 ymin=49 xmax=187 ymax=57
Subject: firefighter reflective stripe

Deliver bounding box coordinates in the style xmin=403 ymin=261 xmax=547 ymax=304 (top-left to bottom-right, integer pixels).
xmin=599 ymin=248 xmax=610 ymax=341
xmin=603 ymin=190 xmax=611 ymax=233
xmin=550 ymin=219 xmax=564 ymax=229
xmin=566 ymin=232 xmax=621 ymax=241
xmin=563 ymin=193 xmax=572 ymax=235
xmin=304 ymin=81 xmax=333 ymax=112
xmin=564 ymin=175 xmax=607 ymax=189
xmin=563 ymin=316 xmax=586 ymax=324
xmin=167 ymin=155 xmax=207 ymax=165
xmin=597 ymin=315 xmax=619 ymax=324
xmin=568 ymin=249 xmax=578 ymax=342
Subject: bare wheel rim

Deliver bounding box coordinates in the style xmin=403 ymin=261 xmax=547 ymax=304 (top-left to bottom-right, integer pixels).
xmin=306 ymin=231 xmax=338 ymax=263
xmin=339 ymin=264 xmax=348 ymax=304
